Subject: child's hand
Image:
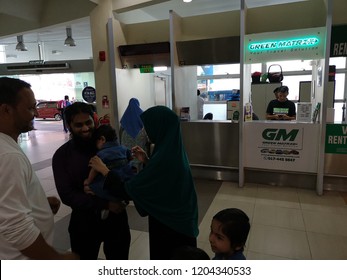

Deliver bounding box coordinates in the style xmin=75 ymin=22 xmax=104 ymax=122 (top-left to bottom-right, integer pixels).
xmin=131 ymin=146 xmax=149 ymax=163
xmin=89 ymin=156 xmax=110 ymax=176
xmin=83 ymin=179 xmax=95 ymax=195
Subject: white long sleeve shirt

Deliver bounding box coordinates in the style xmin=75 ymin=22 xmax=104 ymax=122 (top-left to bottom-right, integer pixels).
xmin=0 ymin=133 xmax=54 ymax=259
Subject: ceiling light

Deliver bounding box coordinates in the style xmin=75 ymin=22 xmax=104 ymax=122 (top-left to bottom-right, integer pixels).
xmin=15 ymin=35 xmax=28 ymax=51
xmin=183 ymin=0 xmax=192 ymax=2
xmin=52 ymin=50 xmax=63 ymax=55
xmin=6 ymin=54 xmax=18 ymax=58
xmin=64 ymin=27 xmax=76 ymax=47
xmin=154 ymin=66 xmax=168 ymax=72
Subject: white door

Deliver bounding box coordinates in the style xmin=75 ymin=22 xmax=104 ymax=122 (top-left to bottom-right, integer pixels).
xmin=154 ymin=75 xmax=166 ymax=106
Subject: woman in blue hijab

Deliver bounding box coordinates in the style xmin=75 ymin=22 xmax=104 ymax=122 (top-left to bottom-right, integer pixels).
xmin=119 ymin=98 xmax=148 ymax=172
xmin=90 ymin=106 xmax=199 ymax=260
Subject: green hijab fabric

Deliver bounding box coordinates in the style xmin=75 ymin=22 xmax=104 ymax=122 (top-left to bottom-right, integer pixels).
xmin=125 ymin=106 xmax=199 ymax=238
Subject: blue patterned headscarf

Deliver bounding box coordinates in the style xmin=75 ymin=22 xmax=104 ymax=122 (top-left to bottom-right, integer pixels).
xmin=120 ymin=98 xmax=144 ymax=138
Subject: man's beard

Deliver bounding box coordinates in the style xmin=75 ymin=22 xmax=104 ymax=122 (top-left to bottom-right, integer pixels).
xmin=17 ymin=120 xmax=35 ymax=134
xmin=70 ymin=131 xmax=95 ymax=152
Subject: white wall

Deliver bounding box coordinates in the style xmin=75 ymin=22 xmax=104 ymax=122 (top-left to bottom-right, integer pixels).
xmin=116 ymin=68 xmax=156 ymax=120
xmin=173 ymin=65 xmax=198 ymax=119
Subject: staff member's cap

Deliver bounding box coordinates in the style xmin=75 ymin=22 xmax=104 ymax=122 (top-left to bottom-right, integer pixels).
xmin=279 ymin=86 xmax=289 ymax=93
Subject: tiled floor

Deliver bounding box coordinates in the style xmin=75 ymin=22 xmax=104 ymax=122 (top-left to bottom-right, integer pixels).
xmin=20 ymin=120 xmax=347 ymax=260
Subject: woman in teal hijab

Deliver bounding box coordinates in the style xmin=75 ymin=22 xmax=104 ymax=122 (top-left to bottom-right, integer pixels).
xmin=93 ymin=106 xmax=199 ymax=259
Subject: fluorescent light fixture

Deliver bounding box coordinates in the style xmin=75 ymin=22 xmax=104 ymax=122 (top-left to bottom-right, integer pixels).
xmin=15 ymin=35 xmax=28 ymax=51
xmin=52 ymin=50 xmax=62 ymax=55
xmin=6 ymin=54 xmax=18 ymax=58
xmin=154 ymin=66 xmax=168 ymax=72
xmin=183 ymin=0 xmax=192 ymax=2
xmin=64 ymin=27 xmax=76 ymax=47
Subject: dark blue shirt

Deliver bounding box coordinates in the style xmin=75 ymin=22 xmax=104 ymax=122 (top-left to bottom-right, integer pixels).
xmin=213 ymin=250 xmax=246 ymax=260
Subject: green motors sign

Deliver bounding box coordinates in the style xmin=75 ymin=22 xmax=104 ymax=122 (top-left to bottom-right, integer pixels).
xmin=249 ymin=37 xmax=319 ymax=51
xmin=245 ymin=27 xmax=325 ymax=63
xmin=262 ymin=129 xmax=299 ymax=141
xmin=325 ymin=124 xmax=347 ymax=154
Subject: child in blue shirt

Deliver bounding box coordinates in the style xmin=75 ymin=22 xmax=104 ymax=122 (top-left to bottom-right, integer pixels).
xmin=209 ymin=208 xmax=250 ymax=260
xmin=84 ymin=125 xmax=135 ymax=219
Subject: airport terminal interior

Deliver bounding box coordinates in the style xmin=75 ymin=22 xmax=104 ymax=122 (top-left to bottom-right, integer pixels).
xmin=21 ymin=120 xmax=347 ymax=260
xmin=1 ymin=0 xmax=347 ymax=260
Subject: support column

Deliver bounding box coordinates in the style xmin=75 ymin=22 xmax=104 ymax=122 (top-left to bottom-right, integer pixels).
xmin=90 ymin=0 xmax=119 ymax=131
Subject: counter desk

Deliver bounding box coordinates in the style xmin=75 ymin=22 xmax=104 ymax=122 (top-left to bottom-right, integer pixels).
xmin=181 ymin=120 xmax=347 ymax=190
xmin=181 ymin=120 xmax=239 ymax=181
xmin=243 ymin=120 xmax=321 ymax=188
xmin=323 ymin=123 xmax=347 ymax=190
xmin=244 ymin=120 xmax=320 ymax=173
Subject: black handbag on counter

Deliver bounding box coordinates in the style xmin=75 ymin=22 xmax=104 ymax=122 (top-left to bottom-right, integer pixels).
xmin=267 ymin=64 xmax=283 ymax=83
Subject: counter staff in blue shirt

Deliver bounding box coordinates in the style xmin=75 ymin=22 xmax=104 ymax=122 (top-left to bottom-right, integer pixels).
xmin=266 ymin=86 xmax=296 ymax=120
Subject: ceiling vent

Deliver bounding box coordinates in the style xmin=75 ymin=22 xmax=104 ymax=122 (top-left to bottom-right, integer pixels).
xmin=118 ymin=42 xmax=170 ymax=69
xmin=176 ymin=36 xmax=240 ymax=66
xmin=6 ymin=62 xmax=70 ymax=72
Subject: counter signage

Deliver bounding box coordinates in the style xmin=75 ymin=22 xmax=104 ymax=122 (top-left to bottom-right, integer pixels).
xmin=139 ymin=64 xmax=154 ymax=73
xmin=245 ymin=27 xmax=325 ymax=63
xmin=325 ymin=124 xmax=347 ymax=154
xmin=244 ymin=122 xmax=319 ymax=172
xmin=330 ymin=25 xmax=347 ymax=57
xmin=296 ymin=102 xmax=312 ymax=122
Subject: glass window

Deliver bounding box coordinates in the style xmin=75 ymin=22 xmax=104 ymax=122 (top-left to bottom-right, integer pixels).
xmin=266 ymin=60 xmax=313 ymax=72
xmin=206 ymin=78 xmax=240 ymax=92
xmin=251 ymin=63 xmax=262 ymax=73
xmin=334 ymin=101 xmax=344 ymax=122
xmin=2 ymin=72 xmax=95 ymax=102
xmin=36 ymin=103 xmax=46 ymax=109
xmin=197 ymin=64 xmax=240 ymax=76
xmin=334 ymin=73 xmax=345 ymax=100
xmin=0 ymin=46 xmax=6 ymax=63
xmin=282 ymin=75 xmax=312 ymax=101
xmin=197 ymin=58 xmax=346 ymax=121
xmin=212 ymin=64 xmax=240 ymax=75
xmin=329 ymin=57 xmax=346 ymax=69
xmin=47 ymin=102 xmax=57 ymax=108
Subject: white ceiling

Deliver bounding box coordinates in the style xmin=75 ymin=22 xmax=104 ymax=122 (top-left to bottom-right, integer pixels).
xmin=114 ymin=0 xmax=307 ymax=24
xmin=0 ymin=0 xmax=307 ymax=64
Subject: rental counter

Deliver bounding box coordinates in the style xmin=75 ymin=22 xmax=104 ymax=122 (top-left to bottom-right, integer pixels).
xmin=181 ymin=121 xmax=239 ymax=181
xmin=243 ymin=121 xmax=320 ymax=188
xmin=181 ymin=120 xmax=347 ymax=190
xmin=244 ymin=121 xmax=320 ymax=173
xmin=323 ymin=123 xmax=347 ymax=190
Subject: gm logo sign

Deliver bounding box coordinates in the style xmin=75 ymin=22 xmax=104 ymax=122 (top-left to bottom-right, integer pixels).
xmin=262 ymin=129 xmax=299 ymax=141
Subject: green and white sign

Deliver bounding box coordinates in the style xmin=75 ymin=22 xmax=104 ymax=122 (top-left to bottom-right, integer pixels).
xmin=245 ymin=27 xmax=326 ymax=63
xmin=139 ymin=64 xmax=154 ymax=73
xmin=249 ymin=37 xmax=319 ymax=52
xmin=325 ymin=124 xmax=347 ymax=154
xmin=244 ymin=122 xmax=319 ymax=172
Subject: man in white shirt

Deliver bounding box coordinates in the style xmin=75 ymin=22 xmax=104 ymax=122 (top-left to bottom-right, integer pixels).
xmin=0 ymin=77 xmax=78 ymax=259
xmin=197 ymin=89 xmax=205 ymax=120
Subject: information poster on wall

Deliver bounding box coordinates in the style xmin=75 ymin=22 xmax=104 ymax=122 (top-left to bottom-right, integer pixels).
xmin=296 ymin=102 xmax=312 ymax=122
xmin=244 ymin=122 xmax=319 ymax=172
xmin=325 ymin=124 xmax=347 ymax=154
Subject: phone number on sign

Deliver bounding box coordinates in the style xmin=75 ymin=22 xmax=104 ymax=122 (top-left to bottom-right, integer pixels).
xmin=192 ymin=266 xmax=251 ymax=276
